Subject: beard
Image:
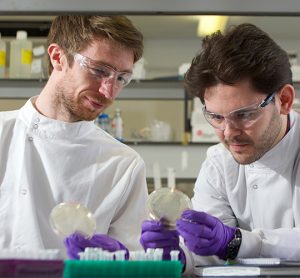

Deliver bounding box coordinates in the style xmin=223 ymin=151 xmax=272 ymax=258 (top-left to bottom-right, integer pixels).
xmin=223 ymin=107 xmax=282 ymax=165
xmin=54 ymin=82 xmax=112 ymax=122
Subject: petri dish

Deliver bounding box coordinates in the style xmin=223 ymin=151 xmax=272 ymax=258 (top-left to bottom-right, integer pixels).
xmin=146 ymin=187 xmax=192 ymax=227
xmin=49 ymin=202 xmax=96 ymax=238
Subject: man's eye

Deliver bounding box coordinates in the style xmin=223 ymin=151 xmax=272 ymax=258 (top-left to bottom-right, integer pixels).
xmin=209 ymin=114 xmax=224 ymax=122
xmin=90 ymin=68 xmax=109 ymax=78
xmin=233 ymin=110 xmax=258 ymax=120
xmin=117 ymin=75 xmax=126 ymax=85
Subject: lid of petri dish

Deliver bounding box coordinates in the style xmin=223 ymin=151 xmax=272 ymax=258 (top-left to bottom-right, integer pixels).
xmin=146 ymin=188 xmax=192 ymax=227
xmin=49 ymin=202 xmax=96 ymax=238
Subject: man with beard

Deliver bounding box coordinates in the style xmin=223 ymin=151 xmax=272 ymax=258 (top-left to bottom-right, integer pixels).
xmin=0 ymin=15 xmax=147 ymax=259
xmin=140 ymin=23 xmax=300 ymax=272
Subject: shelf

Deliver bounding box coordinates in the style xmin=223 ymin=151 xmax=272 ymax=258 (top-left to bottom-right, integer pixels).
xmin=1 ymin=0 xmax=300 ymax=15
xmin=125 ymin=140 xmax=218 ymax=145
xmin=1 ymin=78 xmax=300 ymax=100
xmin=0 ymin=79 xmax=185 ymax=99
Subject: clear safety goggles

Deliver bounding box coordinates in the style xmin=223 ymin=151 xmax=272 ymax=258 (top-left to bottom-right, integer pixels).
xmin=203 ymin=91 xmax=277 ymax=130
xmin=73 ymin=53 xmax=133 ymax=88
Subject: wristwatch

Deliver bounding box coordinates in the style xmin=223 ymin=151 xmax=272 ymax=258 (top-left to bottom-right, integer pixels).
xmin=225 ymin=228 xmax=242 ymax=260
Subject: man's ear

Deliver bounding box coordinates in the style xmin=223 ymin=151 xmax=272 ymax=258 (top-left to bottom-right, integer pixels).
xmin=48 ymin=43 xmax=66 ymax=71
xmin=278 ymin=84 xmax=295 ymax=115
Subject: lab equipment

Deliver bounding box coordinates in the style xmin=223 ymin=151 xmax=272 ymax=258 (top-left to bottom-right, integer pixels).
xmin=96 ymin=113 xmax=111 ymax=133
xmin=0 ymin=259 xmax=64 ymax=278
xmin=0 ymin=249 xmax=63 ymax=278
xmin=0 ymin=249 xmax=62 ymax=260
xmin=64 ymin=246 xmax=183 ymax=277
xmin=49 ymin=202 xmax=96 ymax=238
xmin=78 ymin=247 xmax=172 ymax=262
xmin=152 ymin=162 xmax=162 ymax=190
xmin=64 ymin=260 xmax=182 ymax=278
xmin=150 ymin=120 xmax=171 ymax=142
xmin=146 ymin=187 xmax=192 ymax=227
xmin=191 ymin=97 xmax=218 ymax=142
xmin=176 ymin=209 xmax=237 ymax=259
xmin=146 ymin=166 xmax=192 ymax=227
xmin=111 ymin=108 xmax=123 ymax=141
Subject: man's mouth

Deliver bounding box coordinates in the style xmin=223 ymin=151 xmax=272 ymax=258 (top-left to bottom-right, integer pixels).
xmin=90 ymin=100 xmax=104 ymax=109
xmin=227 ymin=141 xmax=250 ymax=152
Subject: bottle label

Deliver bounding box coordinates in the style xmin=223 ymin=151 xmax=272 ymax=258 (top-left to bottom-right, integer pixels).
xmin=0 ymin=50 xmax=6 ymax=67
xmin=21 ymin=49 xmax=32 ymax=65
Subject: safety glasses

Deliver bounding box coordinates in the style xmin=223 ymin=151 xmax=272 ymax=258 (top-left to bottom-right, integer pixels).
xmin=73 ymin=53 xmax=133 ymax=88
xmin=203 ymin=91 xmax=277 ymax=130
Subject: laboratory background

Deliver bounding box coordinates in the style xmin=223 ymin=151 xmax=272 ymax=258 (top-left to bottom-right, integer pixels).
xmin=1 ymin=0 xmax=300 ymax=198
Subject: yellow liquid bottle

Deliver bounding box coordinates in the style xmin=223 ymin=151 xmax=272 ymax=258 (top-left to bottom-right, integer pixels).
xmin=9 ymin=30 xmax=32 ymax=79
xmin=0 ymin=33 xmax=6 ymax=78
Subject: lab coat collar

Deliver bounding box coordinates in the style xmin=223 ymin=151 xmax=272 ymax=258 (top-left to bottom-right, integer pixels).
xmin=19 ymin=97 xmax=96 ymax=140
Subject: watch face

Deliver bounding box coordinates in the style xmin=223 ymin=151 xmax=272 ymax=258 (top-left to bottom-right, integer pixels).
xmin=229 ymin=237 xmax=240 ymax=247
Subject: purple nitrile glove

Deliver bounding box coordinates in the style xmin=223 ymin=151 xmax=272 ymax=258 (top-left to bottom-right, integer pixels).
xmin=140 ymin=220 xmax=186 ymax=265
xmin=176 ymin=210 xmax=236 ymax=260
xmin=64 ymin=232 xmax=129 ymax=260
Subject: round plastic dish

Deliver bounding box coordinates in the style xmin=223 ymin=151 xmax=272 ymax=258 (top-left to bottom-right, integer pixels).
xmin=146 ymin=188 xmax=192 ymax=227
xmin=49 ymin=202 xmax=96 ymax=238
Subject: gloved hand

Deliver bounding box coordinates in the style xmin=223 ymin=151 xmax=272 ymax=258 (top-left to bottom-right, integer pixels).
xmin=64 ymin=232 xmax=129 ymax=260
xmin=140 ymin=220 xmax=186 ymax=265
xmin=176 ymin=210 xmax=236 ymax=260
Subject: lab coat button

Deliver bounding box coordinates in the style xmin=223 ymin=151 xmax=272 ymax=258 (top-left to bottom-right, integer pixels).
xmin=33 ymin=124 xmax=38 ymax=129
xmin=252 ymin=184 xmax=258 ymax=189
xmin=28 ymin=136 xmax=33 ymax=141
xmin=20 ymin=188 xmax=28 ymax=195
xmin=35 ymin=117 xmax=40 ymax=122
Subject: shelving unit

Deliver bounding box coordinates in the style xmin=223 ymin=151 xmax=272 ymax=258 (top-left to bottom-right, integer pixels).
xmin=0 ymin=79 xmax=185 ymax=99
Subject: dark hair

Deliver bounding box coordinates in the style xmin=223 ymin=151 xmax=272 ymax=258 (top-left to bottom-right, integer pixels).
xmin=184 ymin=23 xmax=292 ymax=103
xmin=47 ymin=15 xmax=143 ymax=73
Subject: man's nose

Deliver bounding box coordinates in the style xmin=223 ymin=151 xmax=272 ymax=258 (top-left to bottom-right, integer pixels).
xmin=223 ymin=118 xmax=242 ymax=137
xmin=98 ymin=78 xmax=117 ymax=100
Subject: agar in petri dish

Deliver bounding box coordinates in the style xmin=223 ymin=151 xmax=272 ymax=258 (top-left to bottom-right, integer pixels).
xmin=146 ymin=187 xmax=192 ymax=227
xmin=49 ymin=202 xmax=96 ymax=238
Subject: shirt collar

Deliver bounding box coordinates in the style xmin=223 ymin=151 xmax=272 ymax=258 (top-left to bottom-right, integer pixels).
xmin=19 ymin=97 xmax=96 ymax=140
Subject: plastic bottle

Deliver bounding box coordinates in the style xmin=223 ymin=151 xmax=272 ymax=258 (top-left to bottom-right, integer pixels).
xmin=96 ymin=113 xmax=111 ymax=134
xmin=112 ymin=108 xmax=123 ymax=141
xmin=9 ymin=30 xmax=33 ymax=79
xmin=31 ymin=44 xmax=48 ymax=80
xmin=0 ymin=33 xmax=6 ymax=78
xmin=190 ymin=97 xmax=218 ymax=142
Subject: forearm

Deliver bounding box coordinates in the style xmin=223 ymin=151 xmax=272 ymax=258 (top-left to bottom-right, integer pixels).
xmin=238 ymin=228 xmax=300 ymax=260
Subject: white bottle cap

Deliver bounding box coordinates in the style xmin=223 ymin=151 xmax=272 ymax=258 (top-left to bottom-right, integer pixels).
xmin=16 ymin=30 xmax=27 ymax=40
xmin=33 ymin=45 xmax=46 ymax=56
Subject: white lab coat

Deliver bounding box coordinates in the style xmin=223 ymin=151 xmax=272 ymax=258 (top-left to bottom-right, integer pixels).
xmin=0 ymin=98 xmax=148 ymax=257
xmin=183 ymin=110 xmax=300 ymax=271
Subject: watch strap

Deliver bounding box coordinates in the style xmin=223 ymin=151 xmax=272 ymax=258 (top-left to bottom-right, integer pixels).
xmin=225 ymin=228 xmax=242 ymax=260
